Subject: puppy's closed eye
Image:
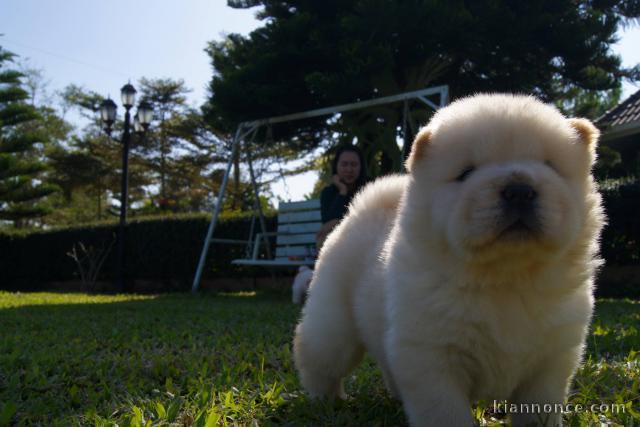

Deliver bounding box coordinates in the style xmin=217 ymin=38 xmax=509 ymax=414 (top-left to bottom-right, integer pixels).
xmin=456 ymin=166 xmax=475 ymax=182
xmin=545 ymin=160 xmax=559 ymax=174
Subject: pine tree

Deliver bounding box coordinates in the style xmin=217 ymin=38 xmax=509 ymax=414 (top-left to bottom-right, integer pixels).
xmin=0 ymin=46 xmax=57 ymax=226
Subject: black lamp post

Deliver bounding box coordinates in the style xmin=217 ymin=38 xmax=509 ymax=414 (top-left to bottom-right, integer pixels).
xmin=99 ymin=84 xmax=153 ymax=292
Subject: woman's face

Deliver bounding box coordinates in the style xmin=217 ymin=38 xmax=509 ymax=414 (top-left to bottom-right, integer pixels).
xmin=336 ymin=151 xmax=361 ymax=185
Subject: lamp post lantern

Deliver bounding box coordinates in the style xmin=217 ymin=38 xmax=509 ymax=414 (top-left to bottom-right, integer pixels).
xmin=99 ymin=84 xmax=153 ymax=292
xmin=99 ymin=98 xmax=117 ymax=135
xmin=121 ymin=83 xmax=136 ymax=108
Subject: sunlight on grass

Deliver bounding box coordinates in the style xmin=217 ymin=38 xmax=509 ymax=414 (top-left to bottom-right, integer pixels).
xmin=217 ymin=291 xmax=257 ymax=298
xmin=0 ymin=291 xmax=159 ymax=309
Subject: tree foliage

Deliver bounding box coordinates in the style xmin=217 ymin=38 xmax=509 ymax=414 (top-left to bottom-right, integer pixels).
xmin=56 ymin=85 xmax=153 ymax=222
xmin=134 ymin=77 xmax=239 ymax=213
xmin=0 ymin=46 xmax=58 ymax=225
xmin=137 ymin=78 xmax=193 ymax=210
xmin=555 ymin=84 xmax=622 ymax=119
xmin=207 ymin=0 xmax=640 ymax=176
xmin=51 ymin=79 xmax=264 ymax=223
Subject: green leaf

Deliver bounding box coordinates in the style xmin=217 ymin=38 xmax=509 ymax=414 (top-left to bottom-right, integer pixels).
xmin=68 ymin=384 xmax=80 ymax=405
xmin=129 ymin=406 xmax=143 ymax=427
xmin=204 ymin=408 xmax=221 ymax=427
xmin=166 ymin=398 xmax=182 ymax=422
xmin=0 ymin=401 xmax=17 ymax=426
xmin=154 ymin=401 xmax=166 ymax=419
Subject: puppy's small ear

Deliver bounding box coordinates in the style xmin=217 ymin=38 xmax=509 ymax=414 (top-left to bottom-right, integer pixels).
xmin=405 ymin=127 xmax=431 ymax=173
xmin=568 ymin=118 xmax=600 ymax=149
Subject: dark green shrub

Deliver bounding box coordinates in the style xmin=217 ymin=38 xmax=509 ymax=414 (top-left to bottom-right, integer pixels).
xmin=0 ymin=183 xmax=637 ymax=296
xmin=600 ymin=182 xmax=640 ymax=265
xmin=0 ymin=212 xmax=277 ymax=291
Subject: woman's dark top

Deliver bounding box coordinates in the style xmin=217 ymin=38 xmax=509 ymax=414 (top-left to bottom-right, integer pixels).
xmin=320 ymin=184 xmax=354 ymax=223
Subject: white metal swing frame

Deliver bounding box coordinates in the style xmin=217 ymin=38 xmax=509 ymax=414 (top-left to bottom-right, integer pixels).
xmin=191 ymin=85 xmax=449 ymax=293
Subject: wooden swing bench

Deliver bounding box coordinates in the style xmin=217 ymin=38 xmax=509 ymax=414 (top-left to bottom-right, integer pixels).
xmin=231 ymin=199 xmax=321 ymax=267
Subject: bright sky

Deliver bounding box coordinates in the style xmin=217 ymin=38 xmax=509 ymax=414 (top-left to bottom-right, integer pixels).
xmin=1 ymin=1 xmax=639 ymax=202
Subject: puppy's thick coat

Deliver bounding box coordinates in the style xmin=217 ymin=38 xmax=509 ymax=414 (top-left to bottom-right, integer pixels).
xmin=293 ymin=94 xmax=605 ymax=426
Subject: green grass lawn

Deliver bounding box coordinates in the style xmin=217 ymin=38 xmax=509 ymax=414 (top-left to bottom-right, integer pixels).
xmin=0 ymin=291 xmax=638 ymax=426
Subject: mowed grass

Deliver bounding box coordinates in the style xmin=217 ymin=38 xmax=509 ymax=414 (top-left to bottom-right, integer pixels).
xmin=0 ymin=291 xmax=638 ymax=426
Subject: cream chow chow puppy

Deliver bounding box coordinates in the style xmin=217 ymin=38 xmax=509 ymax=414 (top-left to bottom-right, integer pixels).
xmin=293 ymin=94 xmax=605 ymax=426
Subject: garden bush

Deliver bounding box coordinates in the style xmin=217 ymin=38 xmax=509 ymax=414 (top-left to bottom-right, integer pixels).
xmin=0 ymin=182 xmax=638 ymax=296
xmin=600 ymin=182 xmax=640 ymax=265
xmin=0 ymin=212 xmax=277 ymax=292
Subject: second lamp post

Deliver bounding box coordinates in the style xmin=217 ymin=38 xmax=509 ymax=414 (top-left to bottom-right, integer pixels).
xmin=100 ymin=83 xmax=153 ymax=292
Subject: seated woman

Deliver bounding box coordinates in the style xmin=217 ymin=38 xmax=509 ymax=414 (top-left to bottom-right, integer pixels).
xmin=292 ymin=145 xmax=368 ymax=304
xmin=316 ymin=144 xmax=368 ymax=250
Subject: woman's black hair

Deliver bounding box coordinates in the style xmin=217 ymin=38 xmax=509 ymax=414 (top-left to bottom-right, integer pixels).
xmin=331 ymin=144 xmax=368 ymax=190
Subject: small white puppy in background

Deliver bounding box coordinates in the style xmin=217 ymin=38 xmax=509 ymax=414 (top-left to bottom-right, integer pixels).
xmin=292 ymin=266 xmax=313 ymax=304
xmin=293 ymin=94 xmax=605 ymax=427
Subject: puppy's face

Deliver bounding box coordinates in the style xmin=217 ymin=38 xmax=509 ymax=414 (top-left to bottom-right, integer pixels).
xmin=406 ymin=94 xmax=599 ymax=268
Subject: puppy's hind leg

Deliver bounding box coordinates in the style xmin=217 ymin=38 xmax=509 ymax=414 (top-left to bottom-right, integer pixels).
xmin=293 ymin=272 xmax=364 ymax=399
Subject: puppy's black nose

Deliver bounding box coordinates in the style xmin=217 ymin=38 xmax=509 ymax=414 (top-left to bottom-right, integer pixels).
xmin=501 ymin=183 xmax=537 ymax=205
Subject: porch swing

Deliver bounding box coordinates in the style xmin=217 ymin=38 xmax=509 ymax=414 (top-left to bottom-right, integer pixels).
xmin=234 ymin=124 xmax=322 ymax=268
xmin=191 ymin=85 xmax=450 ymax=292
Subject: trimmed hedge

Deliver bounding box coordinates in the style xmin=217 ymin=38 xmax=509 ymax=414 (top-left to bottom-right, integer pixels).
xmin=0 ymin=213 xmax=277 ymax=292
xmin=0 ymin=182 xmax=638 ymax=296
xmin=600 ymin=182 xmax=640 ymax=265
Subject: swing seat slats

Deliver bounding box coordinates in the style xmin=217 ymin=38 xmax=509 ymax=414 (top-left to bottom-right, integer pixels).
xmin=232 ymin=199 xmax=321 ymax=267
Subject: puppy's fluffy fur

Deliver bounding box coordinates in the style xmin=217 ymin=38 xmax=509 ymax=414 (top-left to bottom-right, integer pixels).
xmin=292 ymin=266 xmax=313 ymax=304
xmin=293 ymin=94 xmax=605 ymax=426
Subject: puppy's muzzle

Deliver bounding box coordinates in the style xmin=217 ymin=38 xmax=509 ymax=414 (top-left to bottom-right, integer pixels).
xmin=498 ymin=183 xmax=541 ymax=237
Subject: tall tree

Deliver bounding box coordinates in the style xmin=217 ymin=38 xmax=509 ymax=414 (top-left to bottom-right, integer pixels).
xmin=207 ymin=0 xmax=640 ymax=176
xmin=166 ymin=109 xmax=239 ymax=211
xmin=58 ymin=84 xmax=154 ymax=221
xmin=137 ymin=77 xmax=192 ymax=210
xmin=135 ymin=77 xmax=265 ymax=213
xmin=19 ymin=61 xmax=52 ymax=107
xmin=58 ymin=84 xmax=103 ymax=121
xmin=44 ymin=139 xmax=113 ymax=224
xmin=57 ymin=81 xmax=237 ymax=218
xmin=0 ymin=46 xmax=57 ymax=226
